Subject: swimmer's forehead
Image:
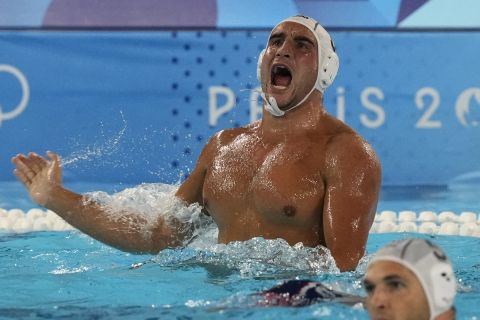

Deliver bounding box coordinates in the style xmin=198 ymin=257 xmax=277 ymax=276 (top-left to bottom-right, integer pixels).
xmin=365 ymin=260 xmax=420 ymax=283
xmin=269 ymin=22 xmax=317 ymax=46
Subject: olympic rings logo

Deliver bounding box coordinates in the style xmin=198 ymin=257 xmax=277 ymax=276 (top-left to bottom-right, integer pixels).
xmin=0 ymin=64 xmax=30 ymax=127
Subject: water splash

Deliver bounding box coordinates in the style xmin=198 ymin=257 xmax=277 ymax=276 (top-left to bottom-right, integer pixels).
xmin=85 ymin=183 xmax=211 ymax=243
xmin=62 ymin=111 xmax=127 ymax=167
xmin=84 ymin=182 xmax=339 ymax=277
xmin=152 ymin=237 xmax=339 ymax=278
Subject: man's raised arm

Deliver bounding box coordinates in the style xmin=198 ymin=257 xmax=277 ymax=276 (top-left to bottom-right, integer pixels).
xmin=11 ymin=151 xmax=207 ymax=253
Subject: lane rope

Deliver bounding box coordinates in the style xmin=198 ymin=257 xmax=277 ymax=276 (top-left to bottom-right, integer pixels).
xmin=371 ymin=210 xmax=480 ymax=236
xmin=0 ymin=208 xmax=479 ymax=236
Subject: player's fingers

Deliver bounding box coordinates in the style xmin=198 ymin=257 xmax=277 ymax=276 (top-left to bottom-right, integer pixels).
xmin=13 ymin=168 xmax=31 ymax=186
xmin=30 ymin=152 xmax=48 ymax=172
xmin=46 ymin=151 xmax=61 ymax=168
xmin=13 ymin=156 xmax=36 ymax=181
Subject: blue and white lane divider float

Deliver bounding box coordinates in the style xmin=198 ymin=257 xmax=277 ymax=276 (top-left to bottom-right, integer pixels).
xmin=0 ymin=208 xmax=479 ymax=236
xmin=0 ymin=208 xmax=74 ymax=233
xmin=371 ymin=210 xmax=480 ymax=236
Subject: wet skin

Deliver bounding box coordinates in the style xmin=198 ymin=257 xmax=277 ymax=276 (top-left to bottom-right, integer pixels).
xmin=364 ymin=261 xmax=431 ymax=320
xmin=11 ymin=22 xmax=381 ymax=272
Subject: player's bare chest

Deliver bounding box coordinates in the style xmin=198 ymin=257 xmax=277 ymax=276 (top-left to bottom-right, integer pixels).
xmin=203 ymin=136 xmax=324 ymax=199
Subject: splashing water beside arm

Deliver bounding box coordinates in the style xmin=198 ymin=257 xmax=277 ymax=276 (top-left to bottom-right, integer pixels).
xmin=85 ymin=183 xmax=214 ymax=250
xmin=11 ymin=148 xmax=212 ymax=254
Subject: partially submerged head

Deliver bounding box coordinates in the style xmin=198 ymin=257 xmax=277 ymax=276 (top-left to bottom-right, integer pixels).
xmin=257 ymin=15 xmax=339 ymax=116
xmin=364 ymin=238 xmax=457 ymax=320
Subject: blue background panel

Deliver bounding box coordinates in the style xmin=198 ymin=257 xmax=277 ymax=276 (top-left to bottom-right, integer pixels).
xmin=1 ymin=30 xmax=479 ymax=186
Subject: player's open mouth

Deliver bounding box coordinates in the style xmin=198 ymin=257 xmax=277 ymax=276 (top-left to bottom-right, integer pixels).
xmin=271 ymin=64 xmax=292 ymax=89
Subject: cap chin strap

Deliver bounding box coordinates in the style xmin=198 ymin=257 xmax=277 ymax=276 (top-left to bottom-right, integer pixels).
xmin=261 ymin=84 xmax=317 ymax=117
xmin=261 ymin=93 xmax=284 ymax=116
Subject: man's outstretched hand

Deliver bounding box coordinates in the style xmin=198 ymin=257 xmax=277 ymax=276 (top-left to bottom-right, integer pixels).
xmin=12 ymin=151 xmax=62 ymax=207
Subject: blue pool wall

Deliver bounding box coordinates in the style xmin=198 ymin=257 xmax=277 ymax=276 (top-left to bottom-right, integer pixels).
xmin=1 ymin=2 xmax=480 ymax=187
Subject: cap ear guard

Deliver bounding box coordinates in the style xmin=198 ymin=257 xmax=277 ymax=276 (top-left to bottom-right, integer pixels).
xmin=257 ymin=49 xmax=265 ymax=83
xmin=430 ymin=263 xmax=456 ymax=311
xmin=317 ymin=46 xmax=339 ymax=92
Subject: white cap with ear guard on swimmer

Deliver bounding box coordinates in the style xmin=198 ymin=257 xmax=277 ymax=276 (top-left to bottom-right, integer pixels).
xmin=369 ymin=238 xmax=457 ymax=320
xmin=257 ymin=15 xmax=339 ymax=117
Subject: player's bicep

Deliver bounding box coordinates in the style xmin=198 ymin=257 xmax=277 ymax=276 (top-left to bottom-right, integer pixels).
xmin=175 ymin=134 xmax=218 ymax=205
xmin=322 ymin=138 xmax=381 ymax=270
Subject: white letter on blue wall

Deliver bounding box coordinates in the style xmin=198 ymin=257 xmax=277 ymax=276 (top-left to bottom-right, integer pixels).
xmin=336 ymin=86 xmax=346 ymax=122
xmin=209 ymin=86 xmax=235 ymax=126
xmin=360 ymin=87 xmax=385 ymax=129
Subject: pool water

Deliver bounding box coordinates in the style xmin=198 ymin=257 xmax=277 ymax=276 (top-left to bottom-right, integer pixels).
xmin=1 ymin=232 xmax=479 ymax=319
xmin=1 ymin=182 xmax=479 ymax=319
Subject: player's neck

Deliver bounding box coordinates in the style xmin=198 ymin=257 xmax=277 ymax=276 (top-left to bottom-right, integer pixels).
xmin=260 ymin=103 xmax=325 ymax=143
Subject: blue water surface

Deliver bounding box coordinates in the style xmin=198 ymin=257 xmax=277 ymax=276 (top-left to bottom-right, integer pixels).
xmin=0 ymin=231 xmax=478 ymax=319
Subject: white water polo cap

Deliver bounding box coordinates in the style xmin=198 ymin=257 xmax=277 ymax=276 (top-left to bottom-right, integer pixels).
xmin=257 ymin=15 xmax=339 ymax=117
xmin=369 ymin=239 xmax=457 ymax=319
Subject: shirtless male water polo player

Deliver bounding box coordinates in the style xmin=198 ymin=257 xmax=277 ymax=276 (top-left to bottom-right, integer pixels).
xmin=11 ymin=16 xmax=381 ymax=271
